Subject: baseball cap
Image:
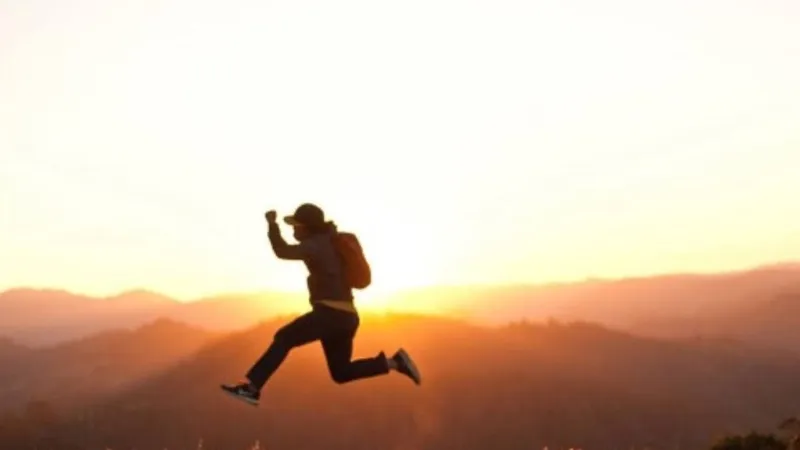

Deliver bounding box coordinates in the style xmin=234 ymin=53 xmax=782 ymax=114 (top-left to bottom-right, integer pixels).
xmin=283 ymin=203 xmax=326 ymax=228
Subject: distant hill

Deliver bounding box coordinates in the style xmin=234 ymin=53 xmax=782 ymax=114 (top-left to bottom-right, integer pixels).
xmin=0 ymin=336 xmax=31 ymax=364
xmin=23 ymin=316 xmax=800 ymax=450
xmin=0 ymin=288 xmax=303 ymax=346
xmin=630 ymin=292 xmax=800 ymax=353
xmin=2 ymin=263 xmax=799 ymax=349
xmin=0 ymin=318 xmax=218 ymax=411
xmin=0 ymin=288 xmax=182 ymax=346
xmin=397 ymin=264 xmax=800 ymax=325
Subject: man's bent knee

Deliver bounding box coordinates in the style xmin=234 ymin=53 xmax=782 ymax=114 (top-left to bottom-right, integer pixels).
xmin=329 ymin=365 xmax=354 ymax=384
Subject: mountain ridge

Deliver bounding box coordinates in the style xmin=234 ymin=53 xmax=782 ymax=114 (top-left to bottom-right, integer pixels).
xmin=2 ymin=262 xmax=799 ymax=349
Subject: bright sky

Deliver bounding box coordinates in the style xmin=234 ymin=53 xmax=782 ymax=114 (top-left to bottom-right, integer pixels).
xmin=2 ymin=0 xmax=800 ymax=302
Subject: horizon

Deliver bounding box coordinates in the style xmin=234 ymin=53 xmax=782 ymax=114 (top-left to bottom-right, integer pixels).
xmin=3 ymin=258 xmax=798 ymax=303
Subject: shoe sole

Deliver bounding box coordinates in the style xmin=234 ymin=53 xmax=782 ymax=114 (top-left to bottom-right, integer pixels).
xmin=220 ymin=385 xmax=260 ymax=407
xmin=396 ymin=349 xmax=422 ymax=385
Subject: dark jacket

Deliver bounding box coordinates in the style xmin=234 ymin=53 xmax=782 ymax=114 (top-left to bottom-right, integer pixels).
xmin=267 ymin=222 xmax=353 ymax=304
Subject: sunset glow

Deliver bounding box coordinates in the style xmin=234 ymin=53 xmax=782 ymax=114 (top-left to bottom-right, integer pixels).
xmin=2 ymin=0 xmax=800 ymax=303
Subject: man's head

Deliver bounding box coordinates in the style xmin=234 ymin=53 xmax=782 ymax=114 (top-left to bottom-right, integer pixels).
xmin=283 ymin=203 xmax=328 ymax=241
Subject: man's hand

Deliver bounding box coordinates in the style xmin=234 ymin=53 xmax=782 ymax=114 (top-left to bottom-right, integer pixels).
xmin=265 ymin=210 xmax=278 ymax=224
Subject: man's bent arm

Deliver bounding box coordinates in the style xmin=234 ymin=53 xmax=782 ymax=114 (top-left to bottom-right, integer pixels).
xmin=267 ymin=222 xmax=305 ymax=260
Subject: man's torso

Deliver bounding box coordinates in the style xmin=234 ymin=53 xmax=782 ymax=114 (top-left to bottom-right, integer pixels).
xmin=301 ymin=233 xmax=354 ymax=304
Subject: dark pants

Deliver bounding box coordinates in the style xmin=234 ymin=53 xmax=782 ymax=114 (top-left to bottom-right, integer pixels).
xmin=246 ymin=305 xmax=390 ymax=389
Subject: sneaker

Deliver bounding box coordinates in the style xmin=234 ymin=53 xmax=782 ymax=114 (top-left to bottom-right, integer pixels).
xmin=391 ymin=348 xmax=421 ymax=385
xmin=220 ymin=382 xmax=260 ymax=406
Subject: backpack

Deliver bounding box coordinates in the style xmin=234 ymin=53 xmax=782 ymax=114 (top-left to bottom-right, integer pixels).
xmin=333 ymin=232 xmax=371 ymax=290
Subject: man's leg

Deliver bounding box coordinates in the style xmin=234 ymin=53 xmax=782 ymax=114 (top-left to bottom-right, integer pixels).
xmin=245 ymin=311 xmax=325 ymax=390
xmin=320 ymin=308 xmax=421 ymax=385
xmin=322 ymin=335 xmax=390 ymax=384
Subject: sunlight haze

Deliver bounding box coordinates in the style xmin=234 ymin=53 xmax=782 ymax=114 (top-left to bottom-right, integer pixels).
xmin=2 ymin=0 xmax=799 ymax=302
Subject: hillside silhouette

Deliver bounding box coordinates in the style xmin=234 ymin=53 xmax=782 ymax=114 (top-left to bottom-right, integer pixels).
xmin=0 ymin=319 xmax=217 ymax=412
xmin=0 ymin=288 xmax=302 ymax=346
xmin=5 ymin=315 xmax=800 ymax=450
xmin=418 ymin=264 xmax=800 ymax=329
xmin=4 ymin=263 xmax=800 ymax=352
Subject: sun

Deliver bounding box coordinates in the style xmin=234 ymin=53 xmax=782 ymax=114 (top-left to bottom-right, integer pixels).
xmin=350 ymin=229 xmax=445 ymax=313
xmin=352 ymin=290 xmax=393 ymax=313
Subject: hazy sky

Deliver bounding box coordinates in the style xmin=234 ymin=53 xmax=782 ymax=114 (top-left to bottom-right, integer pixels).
xmin=2 ymin=0 xmax=799 ymax=300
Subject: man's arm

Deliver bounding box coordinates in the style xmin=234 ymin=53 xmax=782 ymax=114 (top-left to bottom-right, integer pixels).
xmin=267 ymin=221 xmax=306 ymax=260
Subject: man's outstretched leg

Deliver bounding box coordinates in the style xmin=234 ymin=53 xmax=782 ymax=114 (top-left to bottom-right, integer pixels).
xmin=221 ymin=311 xmax=323 ymax=405
xmin=323 ymin=335 xmax=389 ymax=384
xmin=324 ymin=339 xmax=422 ymax=385
xmin=320 ymin=306 xmax=422 ymax=387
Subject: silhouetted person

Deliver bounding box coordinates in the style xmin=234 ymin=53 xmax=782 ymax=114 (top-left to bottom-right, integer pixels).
xmin=221 ymin=203 xmax=421 ymax=405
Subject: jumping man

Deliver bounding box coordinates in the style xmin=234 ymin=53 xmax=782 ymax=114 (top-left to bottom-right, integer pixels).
xmin=221 ymin=203 xmax=421 ymax=405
